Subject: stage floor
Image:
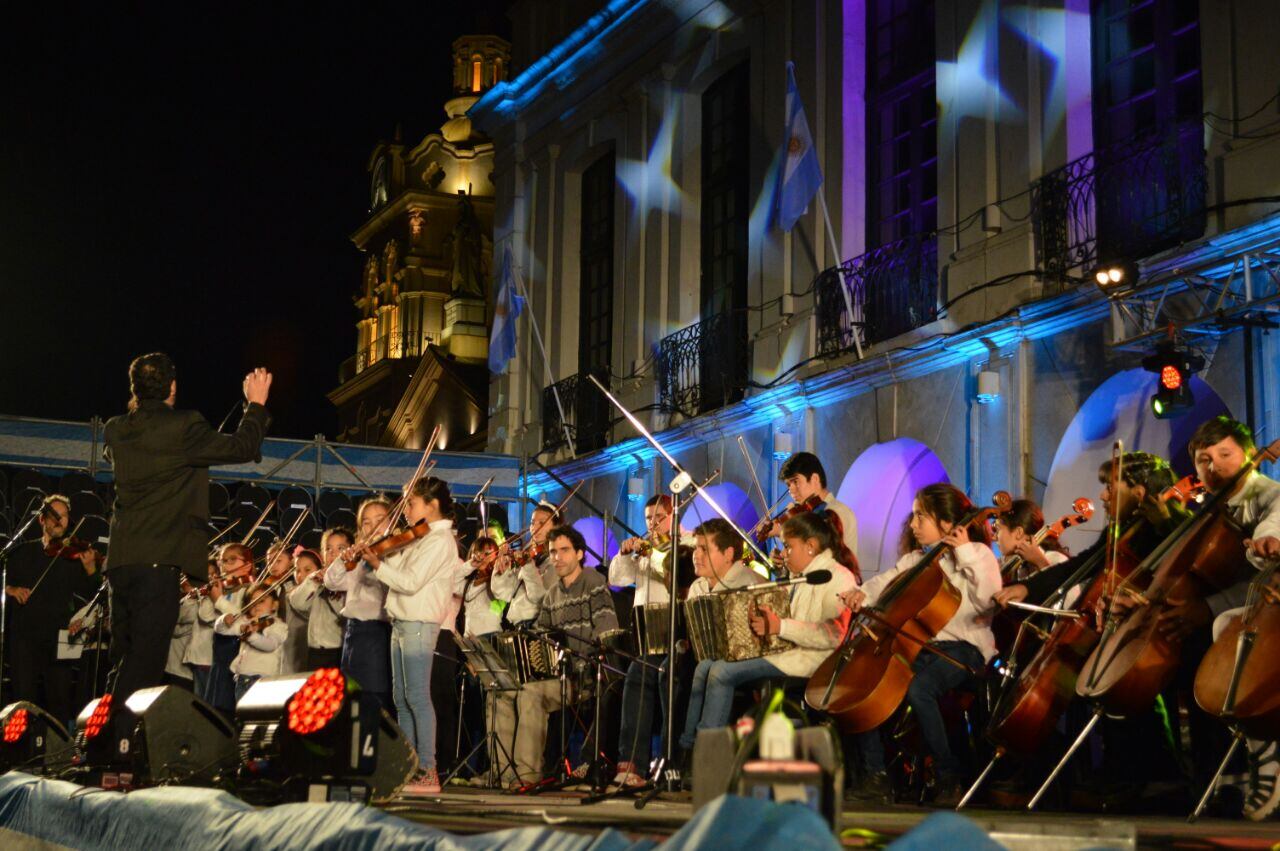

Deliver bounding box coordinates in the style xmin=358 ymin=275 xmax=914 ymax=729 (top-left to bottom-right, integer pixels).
xmin=382 ymin=787 xmax=1280 ymax=849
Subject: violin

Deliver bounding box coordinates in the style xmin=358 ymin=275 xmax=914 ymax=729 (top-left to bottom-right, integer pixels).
xmin=508 ymin=540 xmax=547 ymax=568
xmin=999 ymin=497 xmax=1095 ymax=583
xmin=45 ymin=536 xmax=95 ymax=560
xmin=633 ymin=533 xmax=671 ymax=557
xmin=1160 ymin=474 xmax=1207 ymax=505
xmin=753 ymin=495 xmax=823 ymax=546
xmin=185 ymin=572 xmax=253 ymax=600
xmin=805 ymin=494 xmax=1008 ymax=732
xmin=361 ymin=518 xmax=431 ymax=565
xmin=239 ymin=614 xmax=277 ymax=637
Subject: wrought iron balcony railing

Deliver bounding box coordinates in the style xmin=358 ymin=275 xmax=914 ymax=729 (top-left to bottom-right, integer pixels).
xmin=816 ymin=233 xmax=939 ymax=356
xmin=337 ymin=329 xmax=441 ymax=383
xmin=1032 ymin=119 xmax=1207 ymax=284
xmin=541 ymin=368 xmax=612 ymax=454
xmin=655 ymin=310 xmax=750 ymax=417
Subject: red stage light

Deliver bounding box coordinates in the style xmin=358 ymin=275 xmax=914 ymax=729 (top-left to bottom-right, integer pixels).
xmin=3 ymin=709 xmax=29 ymax=744
xmin=84 ymin=694 xmax=113 ymax=740
xmin=287 ymin=668 xmax=346 ymax=735
xmin=1160 ymin=365 xmax=1183 ymax=390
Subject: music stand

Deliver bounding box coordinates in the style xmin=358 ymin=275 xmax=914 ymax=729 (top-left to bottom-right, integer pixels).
xmin=451 ymin=634 xmax=521 ymax=788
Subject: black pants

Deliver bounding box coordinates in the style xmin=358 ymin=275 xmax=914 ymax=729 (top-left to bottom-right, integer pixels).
xmin=307 ymin=646 xmax=342 ymax=670
xmin=107 ymin=565 xmax=180 ymax=705
xmin=10 ymin=636 xmax=75 ymax=727
xmin=432 ymin=630 xmax=460 ymax=774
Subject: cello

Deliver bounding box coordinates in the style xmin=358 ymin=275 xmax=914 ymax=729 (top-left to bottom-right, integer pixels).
xmin=1076 ymin=437 xmax=1280 ymax=717
xmin=804 ymin=493 xmax=1006 ymax=733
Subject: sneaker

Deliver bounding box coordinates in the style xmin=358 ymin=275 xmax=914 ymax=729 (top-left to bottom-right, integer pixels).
xmin=403 ymin=767 xmax=442 ymax=795
xmin=610 ymin=761 xmax=648 ymax=790
xmin=847 ymin=771 xmax=893 ymax=805
xmin=611 ymin=760 xmax=636 ymax=787
xmin=931 ymin=778 xmax=966 ymax=809
xmin=1244 ymin=740 xmax=1280 ymax=822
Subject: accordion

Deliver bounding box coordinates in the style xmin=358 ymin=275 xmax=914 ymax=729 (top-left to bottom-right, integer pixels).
xmin=684 ymin=586 xmax=794 ymax=662
xmin=632 ymin=603 xmax=681 ymax=656
xmin=488 ymin=631 xmax=558 ymax=685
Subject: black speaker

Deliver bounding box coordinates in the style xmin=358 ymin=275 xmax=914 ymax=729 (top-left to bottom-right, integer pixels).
xmin=0 ymin=701 xmax=74 ymax=775
xmin=236 ymin=669 xmax=416 ymax=803
xmin=73 ymin=687 xmax=237 ymax=786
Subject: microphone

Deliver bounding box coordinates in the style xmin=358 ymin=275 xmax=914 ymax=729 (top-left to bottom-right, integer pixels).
xmin=743 ymin=569 xmax=831 ymax=591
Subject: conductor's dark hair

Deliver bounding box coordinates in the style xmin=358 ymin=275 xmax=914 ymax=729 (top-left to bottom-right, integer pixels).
xmin=129 ymin=352 xmax=176 ymax=403
xmin=779 ymin=452 xmax=827 ymax=488
xmin=548 ymin=524 xmax=587 ymax=557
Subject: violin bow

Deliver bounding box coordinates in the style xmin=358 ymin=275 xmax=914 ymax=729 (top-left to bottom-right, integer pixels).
xmin=207 ymin=518 xmax=240 ymax=549
xmin=737 ymin=436 xmax=771 ymax=518
xmin=587 ymin=374 xmax=771 ymax=564
xmin=238 ymin=499 xmax=277 ymax=546
xmin=381 ymin=426 xmax=442 ymax=536
xmin=29 ymin=516 xmax=89 ymax=596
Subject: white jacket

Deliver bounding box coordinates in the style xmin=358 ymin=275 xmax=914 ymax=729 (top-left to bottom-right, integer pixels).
xmin=861 ymin=541 xmax=1003 ymax=662
xmin=375 ymin=520 xmax=463 ymax=623
xmin=288 ymin=576 xmax=345 ymax=649
xmin=323 ymin=555 xmax=388 ymax=621
xmin=166 ymin=597 xmax=197 ymax=680
xmin=216 ymin=614 xmax=288 ymax=677
xmin=185 ymin=586 xmax=245 ymax=667
xmin=770 ymin=550 xmax=859 ymax=677
xmin=489 ymin=554 xmax=553 ymax=623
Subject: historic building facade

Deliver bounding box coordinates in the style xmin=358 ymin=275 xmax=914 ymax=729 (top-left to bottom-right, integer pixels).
xmin=329 ymin=35 xmax=510 ymax=452
xmin=472 ymin=0 xmax=1279 ymax=574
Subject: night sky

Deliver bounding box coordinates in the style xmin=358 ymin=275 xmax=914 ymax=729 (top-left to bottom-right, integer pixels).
xmin=2 ymin=2 xmax=513 ymax=439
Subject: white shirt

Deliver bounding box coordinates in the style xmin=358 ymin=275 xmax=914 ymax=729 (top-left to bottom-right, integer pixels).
xmin=1207 ymin=471 xmax=1280 ymax=616
xmin=462 ymin=575 xmax=504 ymax=637
xmin=167 ymin=597 xmax=197 ymax=680
xmin=375 ymin=519 xmax=463 ymax=623
xmin=685 ymin=559 xmax=762 ymax=600
xmin=770 ymin=550 xmax=859 ymax=677
xmin=288 ymin=576 xmax=345 ymax=650
xmin=822 ymin=495 xmax=859 ymax=560
xmin=324 ymin=555 xmax=388 ymax=621
xmin=184 ymin=586 xmax=246 ymax=667
xmin=609 ymin=550 xmax=670 ymax=606
xmin=216 ymin=615 xmax=288 ymax=677
xmin=861 ymin=541 xmax=1003 ymax=662
xmin=489 ymin=554 xmax=553 ymax=623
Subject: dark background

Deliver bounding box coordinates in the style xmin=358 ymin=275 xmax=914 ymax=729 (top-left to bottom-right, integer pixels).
xmin=1 ymin=2 xmax=513 ymax=439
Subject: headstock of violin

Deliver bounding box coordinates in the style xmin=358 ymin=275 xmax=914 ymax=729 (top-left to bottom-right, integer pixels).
xmin=1161 ymin=475 xmax=1206 ymax=505
xmin=1046 ymin=498 xmax=1095 ymax=537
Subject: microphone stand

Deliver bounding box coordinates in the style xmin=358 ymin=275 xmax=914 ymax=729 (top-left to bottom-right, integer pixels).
xmin=0 ymin=503 xmax=45 ymax=706
xmin=586 ymin=374 xmax=769 ymax=806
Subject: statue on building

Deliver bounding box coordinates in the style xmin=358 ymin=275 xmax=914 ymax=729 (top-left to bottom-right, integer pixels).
xmin=447 ymin=194 xmax=486 ymax=299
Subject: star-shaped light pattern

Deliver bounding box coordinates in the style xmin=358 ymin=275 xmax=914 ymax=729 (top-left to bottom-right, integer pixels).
xmin=617 ymin=103 xmax=686 ymax=216
xmin=936 ymin=0 xmax=1023 ymax=122
xmin=1002 ymin=6 xmax=1091 ymax=143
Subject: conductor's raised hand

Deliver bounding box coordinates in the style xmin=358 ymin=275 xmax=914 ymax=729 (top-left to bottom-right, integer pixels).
xmin=243 ymin=368 xmax=273 ymax=407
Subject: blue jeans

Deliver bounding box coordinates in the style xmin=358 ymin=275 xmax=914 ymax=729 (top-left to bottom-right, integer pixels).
xmin=390 ymin=620 xmax=439 ymax=771
xmin=618 ymin=654 xmax=668 ymax=767
xmin=342 ymin=619 xmax=392 ymax=713
xmin=234 ymin=674 xmax=260 ymax=703
xmin=856 ymin=640 xmax=984 ymax=781
xmin=678 ymin=656 xmax=783 ymax=751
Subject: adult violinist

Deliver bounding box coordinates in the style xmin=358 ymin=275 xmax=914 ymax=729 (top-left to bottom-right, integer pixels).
xmin=102 ymin=353 xmax=270 ymax=713
xmin=765 ymin=453 xmax=858 ymax=572
xmin=841 ymin=484 xmax=1001 ymax=807
xmin=1180 ymin=417 xmax=1280 ymax=820
xmin=3 ymin=494 xmax=101 ymax=724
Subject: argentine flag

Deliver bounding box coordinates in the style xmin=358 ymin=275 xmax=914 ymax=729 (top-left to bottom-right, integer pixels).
xmin=775 ymin=61 xmax=824 ymax=232
xmin=488 ymin=246 xmax=526 ymax=375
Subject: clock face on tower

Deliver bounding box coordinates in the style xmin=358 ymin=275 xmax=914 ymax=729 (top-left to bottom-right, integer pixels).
xmin=371 ymin=156 xmax=389 ymax=209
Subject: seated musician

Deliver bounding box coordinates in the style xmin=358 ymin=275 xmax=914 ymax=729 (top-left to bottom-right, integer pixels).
xmin=768 ymin=452 xmax=859 ymax=570
xmin=843 ymin=483 xmax=1001 ymax=807
xmin=995 ymin=452 xmax=1179 ymax=612
xmin=993 ymin=499 xmax=1070 ymax=583
xmin=677 ymin=511 xmax=857 ymax=779
xmin=509 ymin=525 xmax=620 ymax=787
xmin=1181 ymin=417 xmax=1280 ymax=821
xmin=613 ymin=517 xmax=758 ymax=788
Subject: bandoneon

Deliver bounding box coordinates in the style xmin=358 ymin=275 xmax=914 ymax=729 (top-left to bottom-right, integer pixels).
xmin=632 ymin=603 xmax=676 ymax=656
xmin=684 ymin=586 xmax=794 ymax=662
xmin=490 ymin=631 xmax=557 ymax=684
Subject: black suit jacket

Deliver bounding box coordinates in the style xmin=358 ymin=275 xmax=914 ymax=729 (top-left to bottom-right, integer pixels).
xmin=104 ymin=399 xmax=270 ymax=580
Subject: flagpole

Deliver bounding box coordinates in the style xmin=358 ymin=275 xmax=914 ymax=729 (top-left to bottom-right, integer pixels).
xmin=814 ymin=190 xmax=863 ymax=359
xmin=508 ymin=255 xmax=577 ymax=457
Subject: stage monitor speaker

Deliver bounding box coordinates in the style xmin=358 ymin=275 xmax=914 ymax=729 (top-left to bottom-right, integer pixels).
xmin=73 ymin=687 xmax=237 ymax=786
xmin=0 ymin=701 xmax=75 ymax=775
xmin=237 ymin=669 xmax=416 ymax=803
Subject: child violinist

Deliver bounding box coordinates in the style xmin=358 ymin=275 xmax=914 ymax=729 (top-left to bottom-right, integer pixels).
xmin=289 ymin=533 xmax=348 ymax=670
xmin=358 ymin=476 xmax=464 ymax=795
xmin=202 ymin=543 xmax=255 ymax=715
xmin=841 ymin=483 xmax=1002 ymax=807
xmin=215 ymin=589 xmax=287 ymax=702
xmin=993 ymin=499 xmax=1070 ymax=583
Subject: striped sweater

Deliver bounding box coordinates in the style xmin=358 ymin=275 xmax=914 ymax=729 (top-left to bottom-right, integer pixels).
xmin=536 ymin=566 xmax=619 ymax=654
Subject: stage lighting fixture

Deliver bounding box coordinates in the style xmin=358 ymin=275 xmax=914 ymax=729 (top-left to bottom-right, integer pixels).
xmin=72 ymin=687 xmax=237 ymax=788
xmin=0 ymin=701 xmax=74 ymax=774
xmin=236 ymin=669 xmax=416 ymax=803
xmin=1091 ymin=260 xmax=1140 ymax=296
xmin=1142 ymin=341 xmax=1204 ymax=419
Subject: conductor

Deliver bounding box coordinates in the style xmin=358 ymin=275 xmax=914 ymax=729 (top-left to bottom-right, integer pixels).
xmin=103 ymin=353 xmax=271 ymax=707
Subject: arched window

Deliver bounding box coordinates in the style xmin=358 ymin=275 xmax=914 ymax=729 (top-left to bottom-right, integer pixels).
xmin=471 ymin=56 xmax=483 ymax=92
xmin=836 ymin=438 xmax=950 ymax=580
xmin=1041 ymin=368 xmax=1229 ymax=552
